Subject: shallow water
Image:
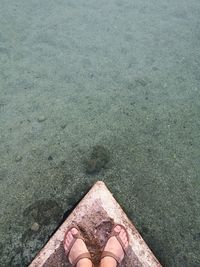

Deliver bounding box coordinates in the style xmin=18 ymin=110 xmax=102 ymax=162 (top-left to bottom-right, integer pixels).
xmin=0 ymin=0 xmax=200 ymax=266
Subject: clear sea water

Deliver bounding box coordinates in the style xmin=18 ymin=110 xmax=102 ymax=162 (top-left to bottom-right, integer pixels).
xmin=0 ymin=0 xmax=200 ymax=266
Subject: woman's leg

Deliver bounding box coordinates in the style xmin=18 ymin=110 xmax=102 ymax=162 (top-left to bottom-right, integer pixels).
xmin=63 ymin=228 xmax=93 ymax=267
xmin=99 ymin=225 xmax=129 ymax=267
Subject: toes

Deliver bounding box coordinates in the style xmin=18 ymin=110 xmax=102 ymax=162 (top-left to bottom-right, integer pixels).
xmin=64 ymin=240 xmax=69 ymax=252
xmin=119 ymin=229 xmax=126 ymax=239
xmin=71 ymin=228 xmax=78 ymax=235
xmin=66 ymin=228 xmax=78 ymax=241
xmin=118 ymin=227 xmax=128 ymax=248
xmin=114 ymin=225 xmax=122 ymax=232
xmin=121 ymin=231 xmax=127 ymax=240
xmin=64 ymin=228 xmax=77 ymax=249
xmin=66 ymin=231 xmax=73 ymax=243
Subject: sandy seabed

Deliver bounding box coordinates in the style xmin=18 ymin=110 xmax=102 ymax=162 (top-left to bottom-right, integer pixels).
xmin=0 ymin=0 xmax=200 ymax=266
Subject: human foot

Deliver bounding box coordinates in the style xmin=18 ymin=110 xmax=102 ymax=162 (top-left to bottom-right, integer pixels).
xmin=63 ymin=226 xmax=92 ymax=267
xmin=100 ymin=224 xmax=129 ymax=267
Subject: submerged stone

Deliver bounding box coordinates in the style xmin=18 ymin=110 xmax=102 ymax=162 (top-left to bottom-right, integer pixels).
xmin=15 ymin=155 xmax=23 ymax=162
xmin=21 ymin=199 xmax=64 ymax=266
xmin=30 ymin=222 xmax=40 ymax=232
xmin=37 ymin=116 xmax=46 ymax=122
xmin=23 ymin=199 xmax=63 ymax=226
xmin=86 ymin=145 xmax=110 ymax=174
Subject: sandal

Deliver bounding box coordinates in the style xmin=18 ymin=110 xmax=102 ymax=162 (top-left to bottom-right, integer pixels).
xmin=63 ymin=225 xmax=93 ymax=266
xmin=101 ymin=224 xmax=129 ymax=265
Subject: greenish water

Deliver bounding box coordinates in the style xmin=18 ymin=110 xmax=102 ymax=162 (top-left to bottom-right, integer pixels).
xmin=0 ymin=0 xmax=200 ymax=266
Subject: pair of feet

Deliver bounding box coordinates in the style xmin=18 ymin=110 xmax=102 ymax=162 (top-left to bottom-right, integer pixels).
xmin=63 ymin=225 xmax=129 ymax=267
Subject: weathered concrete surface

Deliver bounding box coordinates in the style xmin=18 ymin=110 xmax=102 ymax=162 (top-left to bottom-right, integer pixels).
xmin=28 ymin=181 xmax=162 ymax=267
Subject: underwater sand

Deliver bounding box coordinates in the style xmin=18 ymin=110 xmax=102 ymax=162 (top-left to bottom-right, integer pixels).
xmin=0 ymin=0 xmax=200 ymax=266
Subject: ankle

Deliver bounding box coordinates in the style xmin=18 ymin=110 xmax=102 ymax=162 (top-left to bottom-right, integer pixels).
xmin=77 ymin=258 xmax=93 ymax=267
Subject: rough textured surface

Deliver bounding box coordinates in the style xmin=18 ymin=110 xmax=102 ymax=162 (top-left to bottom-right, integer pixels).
xmin=29 ymin=181 xmax=162 ymax=267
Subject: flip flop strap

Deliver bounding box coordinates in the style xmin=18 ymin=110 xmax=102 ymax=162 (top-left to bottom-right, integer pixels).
xmin=111 ymin=225 xmax=128 ymax=253
xmin=115 ymin=234 xmax=127 ymax=252
xmin=72 ymin=252 xmax=92 ymax=266
xmin=101 ymin=251 xmax=121 ymax=264
xmin=67 ymin=233 xmax=85 ymax=256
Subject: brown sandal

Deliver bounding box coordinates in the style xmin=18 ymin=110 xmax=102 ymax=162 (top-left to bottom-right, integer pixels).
xmin=101 ymin=224 xmax=129 ymax=265
xmin=63 ymin=225 xmax=93 ymax=266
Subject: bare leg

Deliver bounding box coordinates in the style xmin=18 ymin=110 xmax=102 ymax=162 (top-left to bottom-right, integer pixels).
xmin=99 ymin=225 xmax=129 ymax=267
xmin=64 ymin=228 xmax=93 ymax=267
